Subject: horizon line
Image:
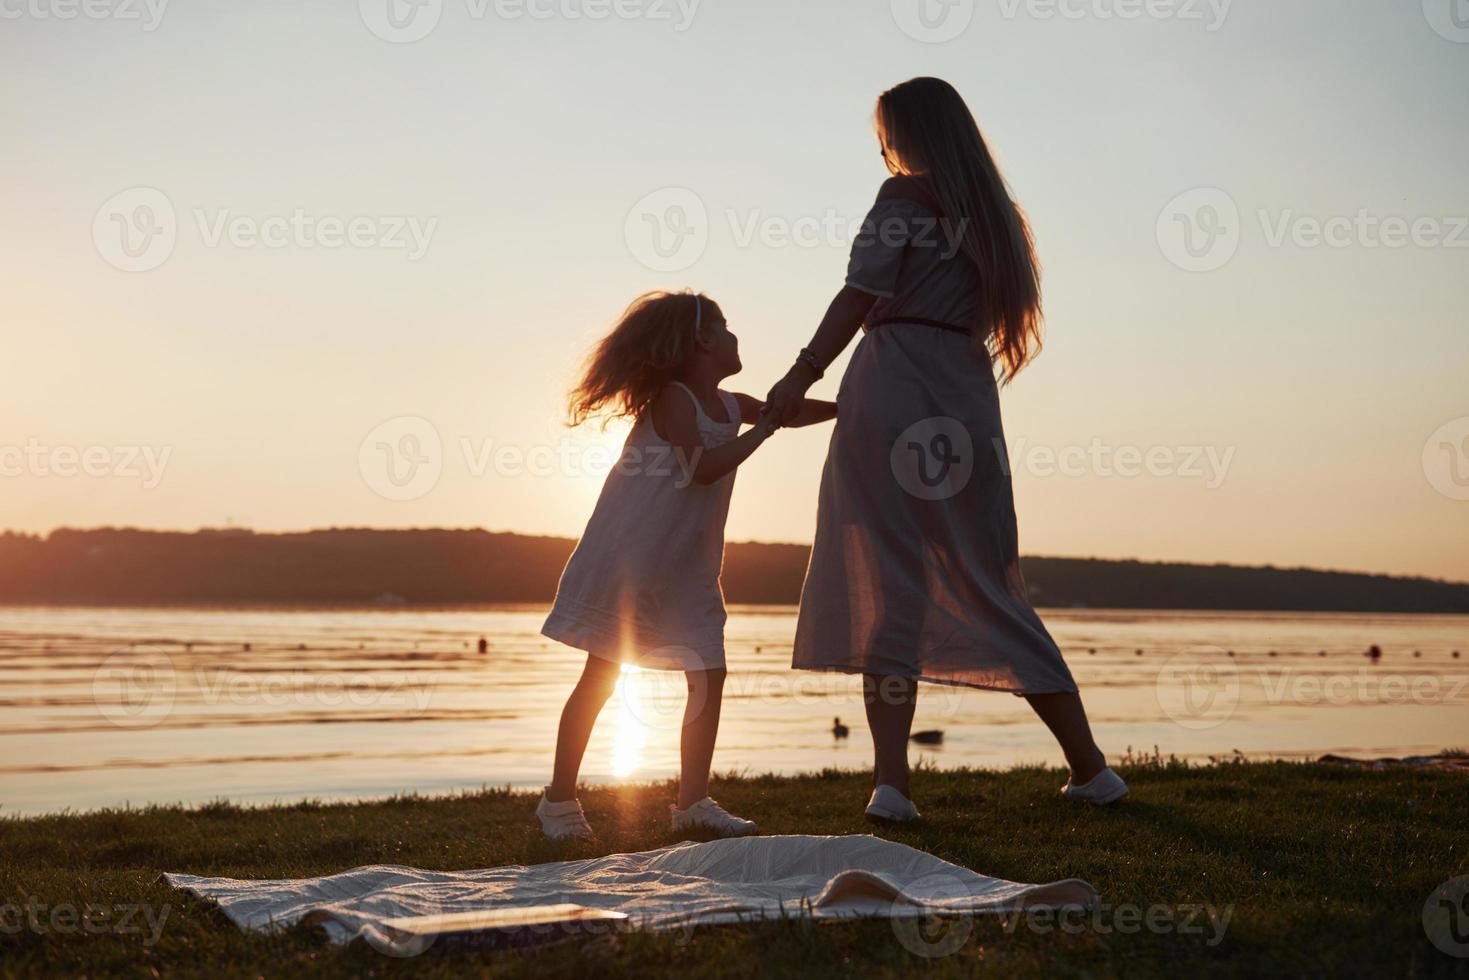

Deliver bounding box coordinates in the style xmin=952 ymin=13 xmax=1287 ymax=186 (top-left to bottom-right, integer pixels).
xmin=9 ymin=524 xmax=1468 ymax=589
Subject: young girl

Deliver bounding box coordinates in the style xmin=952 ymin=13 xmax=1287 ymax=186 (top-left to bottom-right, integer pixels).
xmin=536 ymin=290 xmax=836 ymax=840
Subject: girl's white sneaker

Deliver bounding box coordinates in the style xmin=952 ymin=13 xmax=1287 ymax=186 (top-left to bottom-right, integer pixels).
xmin=1060 ymin=767 xmax=1129 ymax=805
xmin=865 ymin=784 xmax=921 ymax=822
xmin=670 ymin=798 xmax=757 ymax=837
xmin=536 ymin=790 xmax=593 ymax=840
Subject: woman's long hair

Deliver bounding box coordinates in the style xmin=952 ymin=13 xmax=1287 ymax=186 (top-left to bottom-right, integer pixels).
xmin=569 ymin=290 xmax=713 ymax=426
xmin=876 ymin=77 xmax=1043 ymax=382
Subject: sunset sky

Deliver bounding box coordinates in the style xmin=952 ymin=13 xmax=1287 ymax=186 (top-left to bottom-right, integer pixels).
xmin=3 ymin=0 xmax=1467 ymax=581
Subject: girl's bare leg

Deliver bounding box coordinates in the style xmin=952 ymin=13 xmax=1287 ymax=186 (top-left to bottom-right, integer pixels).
xmin=863 ymin=674 xmax=917 ymax=797
xmin=677 ymin=668 xmax=727 ymax=809
xmin=547 ymin=655 xmax=622 ymax=803
xmin=1023 ymin=692 xmax=1106 ymax=784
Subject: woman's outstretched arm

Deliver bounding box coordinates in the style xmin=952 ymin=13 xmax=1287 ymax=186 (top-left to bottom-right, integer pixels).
xmin=763 ymin=285 xmax=878 ymax=426
xmin=733 ymin=393 xmax=836 ymax=428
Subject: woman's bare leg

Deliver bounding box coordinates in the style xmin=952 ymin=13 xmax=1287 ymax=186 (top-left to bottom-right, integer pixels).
xmin=1024 ymin=692 xmax=1106 ymax=784
xmin=677 ymin=668 xmax=727 ymax=809
xmin=546 ymin=655 xmax=622 ymax=803
xmin=863 ymin=674 xmax=917 ymax=797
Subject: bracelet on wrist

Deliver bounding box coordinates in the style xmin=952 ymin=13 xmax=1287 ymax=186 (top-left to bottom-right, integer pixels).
xmin=796 ymin=348 xmax=824 ymax=380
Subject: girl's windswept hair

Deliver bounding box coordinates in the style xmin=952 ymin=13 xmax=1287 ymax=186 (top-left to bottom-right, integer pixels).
xmin=569 ymin=290 xmax=714 ymax=426
xmin=876 ymin=77 xmax=1043 ymax=383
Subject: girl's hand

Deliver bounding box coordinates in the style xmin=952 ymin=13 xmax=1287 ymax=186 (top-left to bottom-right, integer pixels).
xmin=762 ymin=364 xmax=817 ymax=428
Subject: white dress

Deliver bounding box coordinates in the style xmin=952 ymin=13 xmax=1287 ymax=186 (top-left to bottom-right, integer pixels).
xmin=542 ymin=383 xmax=741 ymax=671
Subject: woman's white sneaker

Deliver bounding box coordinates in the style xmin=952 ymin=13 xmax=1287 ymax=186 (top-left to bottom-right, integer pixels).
xmin=865 ymin=784 xmax=921 ymax=823
xmin=1060 ymin=767 xmax=1129 ymax=805
xmin=670 ymin=798 xmax=757 ymax=837
xmin=536 ymin=790 xmax=593 ymax=840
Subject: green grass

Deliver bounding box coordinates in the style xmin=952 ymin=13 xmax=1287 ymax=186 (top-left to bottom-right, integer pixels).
xmin=2 ymin=761 xmax=1467 ymax=978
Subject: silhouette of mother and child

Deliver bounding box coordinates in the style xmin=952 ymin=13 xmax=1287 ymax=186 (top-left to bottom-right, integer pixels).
xmin=532 ymin=77 xmax=1127 ymax=841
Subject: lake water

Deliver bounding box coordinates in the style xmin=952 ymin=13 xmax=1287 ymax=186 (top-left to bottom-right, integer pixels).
xmin=2 ymin=605 xmax=1467 ymax=816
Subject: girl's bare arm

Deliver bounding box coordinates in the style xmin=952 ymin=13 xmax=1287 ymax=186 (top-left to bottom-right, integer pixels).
xmin=652 ymin=389 xmax=777 ymax=486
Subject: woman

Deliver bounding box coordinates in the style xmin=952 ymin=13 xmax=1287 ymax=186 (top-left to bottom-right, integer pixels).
xmin=763 ymin=77 xmax=1126 ymax=820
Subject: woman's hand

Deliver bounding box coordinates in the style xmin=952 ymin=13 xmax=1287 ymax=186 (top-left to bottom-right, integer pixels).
xmin=762 ymin=364 xmax=817 ymax=428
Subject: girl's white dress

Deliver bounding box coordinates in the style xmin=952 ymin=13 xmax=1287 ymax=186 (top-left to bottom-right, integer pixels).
xmin=542 ymin=383 xmax=741 ymax=671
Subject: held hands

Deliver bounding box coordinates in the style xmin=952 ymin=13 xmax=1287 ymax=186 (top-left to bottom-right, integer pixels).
xmin=761 ymin=362 xmax=818 ymax=430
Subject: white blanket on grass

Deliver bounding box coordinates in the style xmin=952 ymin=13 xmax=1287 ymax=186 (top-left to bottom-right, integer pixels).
xmin=165 ymin=834 xmax=1096 ymax=955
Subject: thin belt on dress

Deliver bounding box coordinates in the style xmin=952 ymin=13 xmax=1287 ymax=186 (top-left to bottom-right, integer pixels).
xmin=869 ymin=316 xmax=972 ymax=336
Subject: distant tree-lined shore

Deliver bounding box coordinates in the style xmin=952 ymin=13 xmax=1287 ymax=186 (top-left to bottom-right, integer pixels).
xmin=1 ymin=527 xmax=1466 ymax=613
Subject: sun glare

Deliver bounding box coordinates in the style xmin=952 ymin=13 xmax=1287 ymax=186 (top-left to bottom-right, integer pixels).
xmin=610 ymin=664 xmax=645 ymax=779
xmin=568 ymin=420 xmax=633 ymax=507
